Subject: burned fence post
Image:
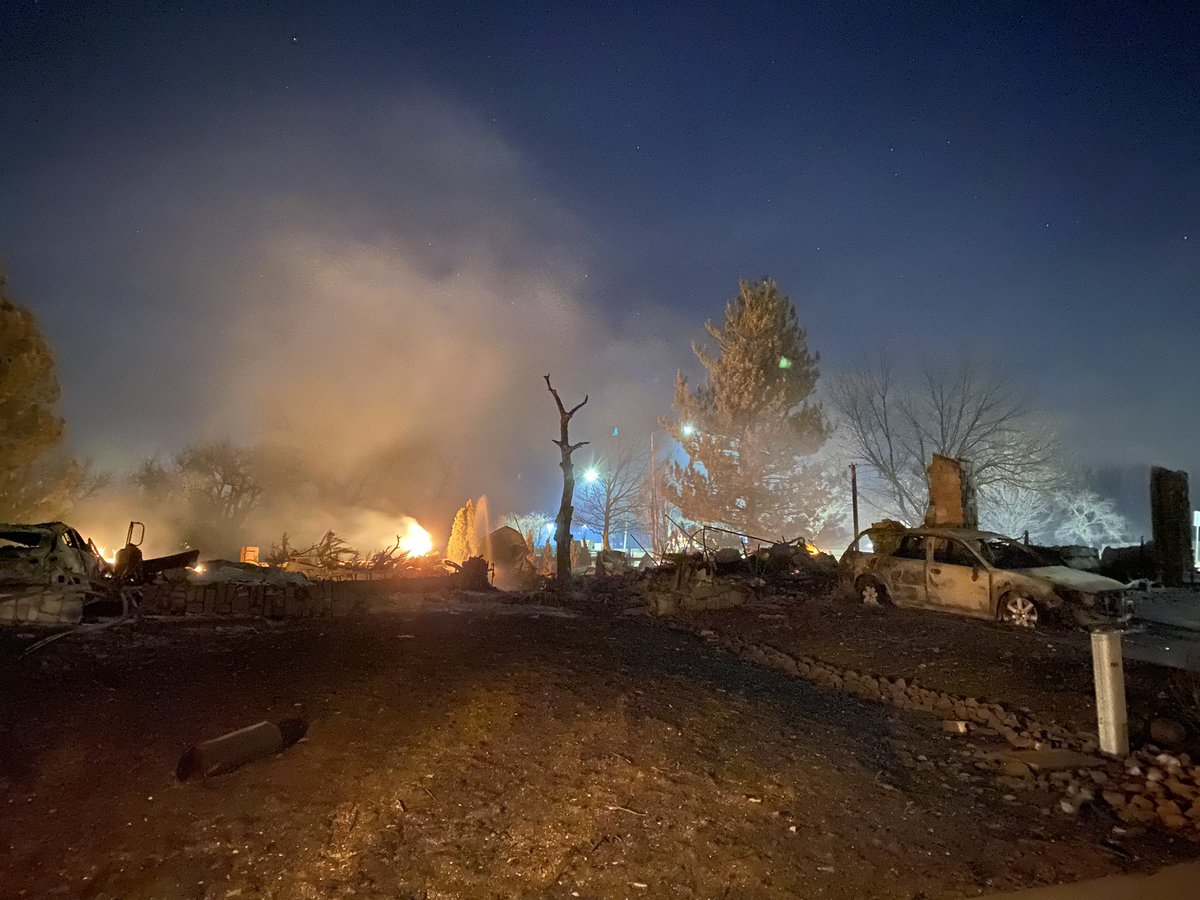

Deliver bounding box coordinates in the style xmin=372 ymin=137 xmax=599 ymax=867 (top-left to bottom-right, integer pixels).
xmin=544 ymin=374 xmax=588 ymax=585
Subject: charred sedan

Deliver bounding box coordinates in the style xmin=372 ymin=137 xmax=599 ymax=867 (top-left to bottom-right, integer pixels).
xmin=0 ymin=522 xmax=111 ymax=623
xmin=0 ymin=521 xmax=198 ymax=625
xmin=841 ymin=527 xmax=1130 ymax=628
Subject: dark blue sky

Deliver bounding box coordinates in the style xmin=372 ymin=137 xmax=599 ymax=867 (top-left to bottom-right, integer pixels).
xmin=1 ymin=1 xmax=1197 ymax=516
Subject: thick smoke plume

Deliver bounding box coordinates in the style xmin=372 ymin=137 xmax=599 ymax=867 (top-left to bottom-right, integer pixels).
xmin=60 ymin=93 xmax=682 ymax=555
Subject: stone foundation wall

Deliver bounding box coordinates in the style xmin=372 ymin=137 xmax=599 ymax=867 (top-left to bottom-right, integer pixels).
xmin=138 ymin=576 xmax=451 ymax=619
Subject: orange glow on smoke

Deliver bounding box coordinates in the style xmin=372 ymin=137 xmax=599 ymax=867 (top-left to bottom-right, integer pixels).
xmin=396 ymin=520 xmax=433 ymax=557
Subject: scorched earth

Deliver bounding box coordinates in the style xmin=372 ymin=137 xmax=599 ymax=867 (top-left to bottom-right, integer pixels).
xmin=0 ymin=594 xmax=1188 ymax=898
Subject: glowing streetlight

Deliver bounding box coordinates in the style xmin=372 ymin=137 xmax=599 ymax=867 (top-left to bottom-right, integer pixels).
xmin=583 ymin=467 xmax=600 ymax=483
xmin=680 ymin=422 xmax=696 ymax=437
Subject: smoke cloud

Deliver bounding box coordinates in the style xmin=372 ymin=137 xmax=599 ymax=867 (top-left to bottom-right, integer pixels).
xmin=57 ymin=92 xmax=686 ymax=553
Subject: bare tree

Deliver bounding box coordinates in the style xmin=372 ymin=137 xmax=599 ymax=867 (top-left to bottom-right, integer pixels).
xmin=1053 ymin=489 xmax=1129 ymax=547
xmin=977 ymin=482 xmax=1056 ymax=541
xmin=829 ymin=360 xmax=1060 ymax=524
xmin=978 ymin=480 xmax=1130 ymax=548
xmin=576 ymin=441 xmax=648 ymax=551
xmin=544 ymin=375 xmax=588 ymax=584
xmin=174 ymin=441 xmax=264 ymax=527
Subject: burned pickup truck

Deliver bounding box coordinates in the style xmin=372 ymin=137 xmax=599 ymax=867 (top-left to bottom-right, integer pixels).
xmin=841 ymin=527 xmax=1131 ymax=629
xmin=0 ymin=521 xmax=197 ymax=625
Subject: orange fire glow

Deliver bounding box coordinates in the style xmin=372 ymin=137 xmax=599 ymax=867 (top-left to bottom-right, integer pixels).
xmin=395 ymin=520 xmax=434 ymax=557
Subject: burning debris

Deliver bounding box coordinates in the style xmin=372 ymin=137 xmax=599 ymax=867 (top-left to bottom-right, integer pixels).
xmin=265 ymin=525 xmax=441 ymax=581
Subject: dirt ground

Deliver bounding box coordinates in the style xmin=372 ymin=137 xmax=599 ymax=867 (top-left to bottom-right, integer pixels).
xmin=0 ymin=594 xmax=1195 ymax=899
xmin=679 ymin=592 xmax=1197 ymax=740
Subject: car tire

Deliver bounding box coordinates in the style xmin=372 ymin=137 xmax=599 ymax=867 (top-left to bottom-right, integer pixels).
xmin=857 ymin=576 xmax=888 ymax=607
xmin=998 ymin=592 xmax=1039 ymax=629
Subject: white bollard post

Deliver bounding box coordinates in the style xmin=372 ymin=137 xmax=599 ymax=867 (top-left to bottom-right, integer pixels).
xmin=1091 ymin=629 xmax=1129 ymax=758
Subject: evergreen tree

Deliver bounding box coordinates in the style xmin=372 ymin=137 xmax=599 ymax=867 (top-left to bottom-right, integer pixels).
xmin=445 ymin=499 xmax=476 ymax=563
xmin=664 ymin=278 xmax=831 ymax=539
xmin=0 ymin=269 xmax=85 ymax=520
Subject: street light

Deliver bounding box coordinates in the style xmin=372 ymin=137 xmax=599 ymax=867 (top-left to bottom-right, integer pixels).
xmin=680 ymin=422 xmax=696 ymax=437
xmin=583 ymin=467 xmax=600 ymax=483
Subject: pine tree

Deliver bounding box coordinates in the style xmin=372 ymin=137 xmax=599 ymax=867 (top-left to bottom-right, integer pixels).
xmin=0 ymin=269 xmax=83 ymax=520
xmin=664 ymin=278 xmax=831 ymax=540
xmin=445 ymin=499 xmax=476 ymax=563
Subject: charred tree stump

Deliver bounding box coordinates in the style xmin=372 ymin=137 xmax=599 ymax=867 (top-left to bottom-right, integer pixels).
xmin=545 ymin=374 xmax=588 ymax=586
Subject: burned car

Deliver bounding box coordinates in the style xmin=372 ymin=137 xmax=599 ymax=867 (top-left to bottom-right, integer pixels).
xmin=0 ymin=521 xmax=199 ymax=624
xmin=841 ymin=527 xmax=1130 ymax=628
xmin=0 ymin=522 xmax=111 ymax=624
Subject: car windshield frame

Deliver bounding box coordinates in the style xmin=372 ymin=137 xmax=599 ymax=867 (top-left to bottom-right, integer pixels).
xmin=0 ymin=530 xmax=47 ymax=549
xmin=971 ymin=537 xmax=1049 ymax=570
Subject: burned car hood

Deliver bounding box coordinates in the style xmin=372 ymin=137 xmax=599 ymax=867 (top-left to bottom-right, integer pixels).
xmin=1013 ymin=566 xmax=1125 ymax=594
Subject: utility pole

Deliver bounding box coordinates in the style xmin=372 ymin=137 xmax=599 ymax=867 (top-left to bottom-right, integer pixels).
xmin=649 ymin=431 xmax=659 ymax=556
xmin=850 ymin=463 xmax=860 ymax=537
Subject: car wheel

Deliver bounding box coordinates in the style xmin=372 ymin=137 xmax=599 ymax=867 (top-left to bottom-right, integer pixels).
xmin=857 ymin=577 xmax=888 ymax=607
xmin=999 ymin=592 xmax=1039 ymax=628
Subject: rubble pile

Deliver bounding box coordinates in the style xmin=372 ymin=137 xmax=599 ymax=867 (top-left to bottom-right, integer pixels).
xmin=679 ymin=624 xmax=1200 ymax=838
xmin=1101 ymin=747 xmax=1200 ymax=830
xmin=587 ymin=543 xmax=838 ymax=615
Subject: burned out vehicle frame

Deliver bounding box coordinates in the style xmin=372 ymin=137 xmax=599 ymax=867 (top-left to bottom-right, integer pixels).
xmin=1 ymin=521 xmax=198 ymax=625
xmin=840 ymin=527 xmax=1130 ymax=628
xmin=0 ymin=522 xmax=111 ymax=624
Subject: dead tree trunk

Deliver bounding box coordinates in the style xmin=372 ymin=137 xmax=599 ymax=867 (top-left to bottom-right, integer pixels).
xmin=545 ymin=374 xmax=588 ymax=585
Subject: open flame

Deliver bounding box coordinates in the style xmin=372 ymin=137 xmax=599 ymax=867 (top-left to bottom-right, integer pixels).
xmin=395 ymin=519 xmax=433 ymax=557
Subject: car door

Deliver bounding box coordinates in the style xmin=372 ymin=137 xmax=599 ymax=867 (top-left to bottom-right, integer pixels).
xmin=881 ymin=534 xmax=929 ymax=607
xmin=927 ymin=537 xmax=991 ymax=617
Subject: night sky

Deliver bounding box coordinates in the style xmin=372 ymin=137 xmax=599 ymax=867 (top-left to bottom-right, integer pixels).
xmin=1 ymin=2 xmax=1198 ymax=519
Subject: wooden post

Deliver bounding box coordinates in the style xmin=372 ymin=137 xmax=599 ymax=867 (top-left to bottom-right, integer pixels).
xmin=1091 ymin=628 xmax=1129 ymax=758
xmin=545 ymin=375 xmax=588 ymax=585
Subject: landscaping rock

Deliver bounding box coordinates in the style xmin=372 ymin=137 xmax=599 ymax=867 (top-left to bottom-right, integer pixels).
xmin=1000 ymin=759 xmax=1033 ymax=779
xmin=1006 ymin=749 xmax=1106 ymax=772
xmin=1149 ymin=717 xmax=1187 ymax=749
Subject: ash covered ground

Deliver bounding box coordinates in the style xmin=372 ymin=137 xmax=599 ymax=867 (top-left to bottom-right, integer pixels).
xmin=2 ymin=591 xmax=1196 ymax=899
